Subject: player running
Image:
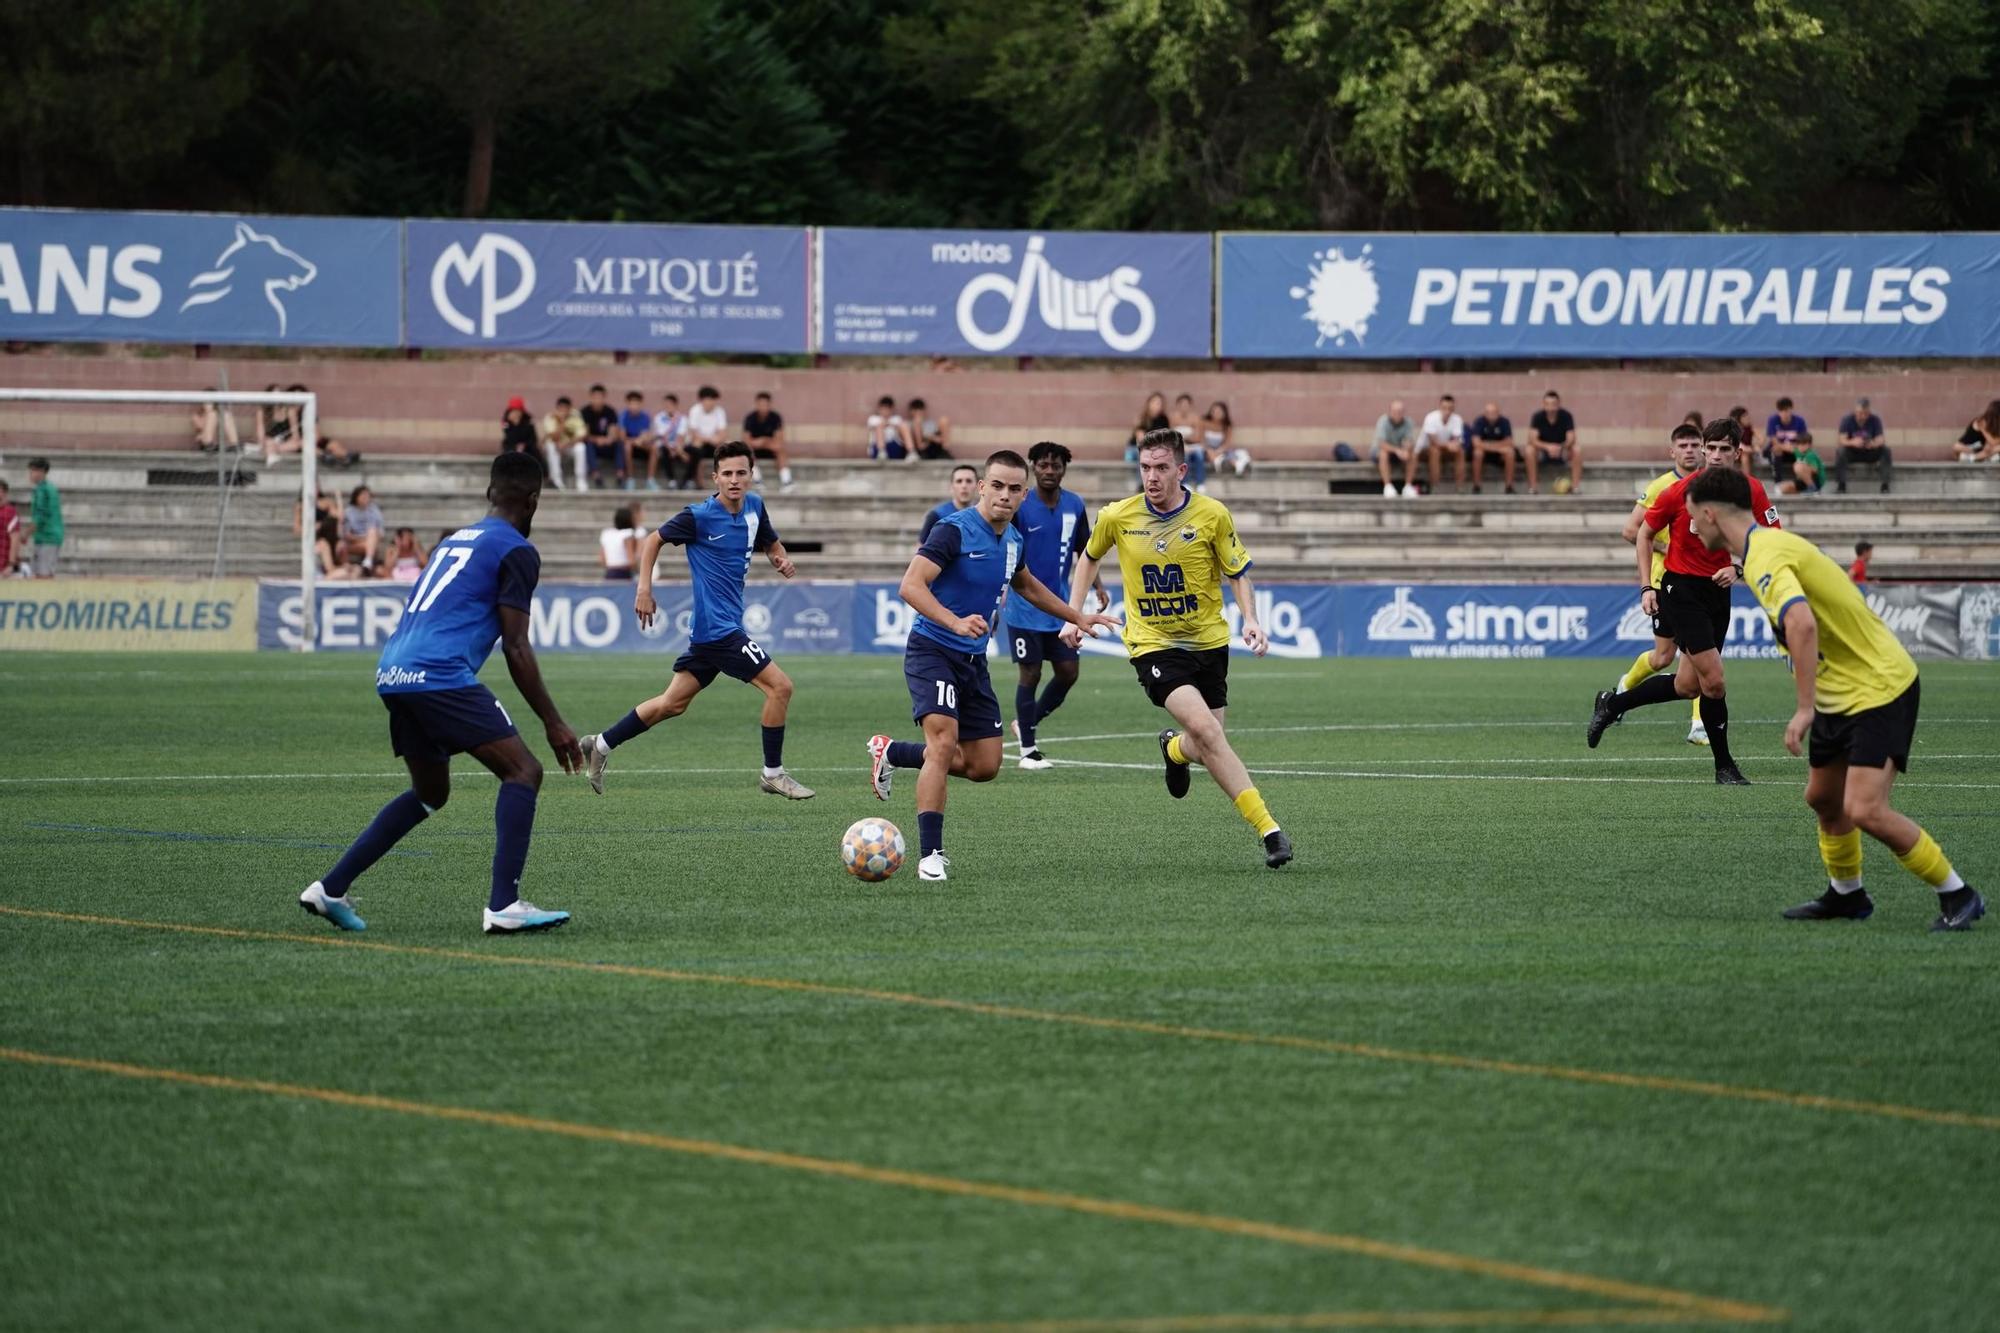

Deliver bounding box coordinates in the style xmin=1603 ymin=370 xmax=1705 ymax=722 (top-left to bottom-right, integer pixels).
xmin=1006 ymin=440 xmax=1108 ymax=769
xmin=1587 ymin=418 xmax=1779 ymax=784
xmin=867 ymin=450 xmax=1120 ymax=881
xmin=299 ymin=452 xmax=582 ymax=935
xmin=1686 ymin=466 xmax=1982 ymax=929
xmin=1611 ymin=422 xmax=1707 ymax=744
xmin=1063 ymin=428 xmax=1294 ymax=869
xmin=583 ymin=441 xmax=812 ymax=800
xmin=919 ymin=463 xmax=980 ymax=545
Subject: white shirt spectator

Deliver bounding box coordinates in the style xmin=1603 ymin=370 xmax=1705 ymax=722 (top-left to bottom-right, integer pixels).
xmin=653 ymin=408 xmax=685 ymax=448
xmin=687 ymin=401 xmax=727 ymax=443
xmin=1418 ymin=408 xmax=1465 ymax=453
xmin=599 ymin=525 xmax=640 ymax=571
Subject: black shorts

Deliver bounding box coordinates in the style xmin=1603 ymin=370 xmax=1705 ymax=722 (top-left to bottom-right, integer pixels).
xmin=1810 ymin=679 xmax=1920 ymax=772
xmin=673 ymin=631 xmax=773 ymax=687
xmin=904 ymin=635 xmax=1004 ymax=739
xmin=381 ymin=685 xmax=517 ymax=764
xmin=1132 ymin=647 xmax=1229 ymax=710
xmin=1004 ymin=622 xmax=1080 ymax=668
xmin=1657 ymin=571 xmax=1732 ymax=656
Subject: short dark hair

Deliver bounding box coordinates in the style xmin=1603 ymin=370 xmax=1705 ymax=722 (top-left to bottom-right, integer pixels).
xmin=556 ymin=395 xmax=573 ymax=407
xmin=0 ymin=479 xmax=9 ymax=492
xmin=1440 ymin=393 xmax=1455 ymax=403
xmin=1670 ymin=422 xmax=1702 ymax=443
xmin=1776 ymin=396 xmax=1793 ymax=410
xmin=663 ymin=393 xmax=679 ymax=403
xmin=1137 ymin=427 xmax=1185 ymax=462
xmin=589 ymin=383 xmax=607 ymax=394
xmin=1793 ymin=431 xmax=1813 ymax=445
xmin=1027 ymin=440 xmax=1072 ymax=465
xmin=394 ymin=526 xmax=414 ymax=539
xmin=985 ymin=449 xmax=1028 ymax=475
xmin=877 ymin=395 xmax=895 ymax=408
xmin=1855 ymin=540 xmax=1874 ymax=555
xmin=1686 ymin=465 xmax=1752 ymax=511
xmin=755 ymin=391 xmax=772 ymax=402
xmin=613 ymin=506 xmax=634 ymax=529
xmin=1701 ymin=417 xmax=1742 ymax=448
xmin=489 ymin=450 xmax=546 ymax=503
xmin=714 ymin=440 xmax=754 ymax=468
xmin=950 ymin=464 xmax=978 ymax=480
xmin=28 ymin=456 xmax=49 ymax=471
xmin=1542 ymin=390 xmax=1560 ymax=400
xmin=625 ymin=390 xmax=643 ymax=401
xmin=908 ymin=397 xmax=927 ymax=411
xmin=697 ymin=384 xmax=719 ymax=400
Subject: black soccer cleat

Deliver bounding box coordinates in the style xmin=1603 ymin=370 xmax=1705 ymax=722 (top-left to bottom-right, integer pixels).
xmin=1585 ymin=690 xmax=1619 ymax=748
xmin=1159 ymin=729 xmax=1191 ymax=799
xmin=1931 ymin=888 xmax=1986 ymax=933
xmin=1263 ymin=829 xmax=1294 ymax=869
xmin=1714 ymin=764 xmax=1751 ymax=786
xmin=1783 ymin=886 xmax=1874 ymax=921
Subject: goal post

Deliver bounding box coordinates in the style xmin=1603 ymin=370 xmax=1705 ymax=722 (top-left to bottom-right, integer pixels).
xmin=0 ymin=386 xmax=321 ymax=650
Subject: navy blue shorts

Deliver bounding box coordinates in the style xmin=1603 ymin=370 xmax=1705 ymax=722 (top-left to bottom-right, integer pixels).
xmin=904 ymin=634 xmax=1004 ymax=740
xmin=674 ymin=630 xmax=774 ymax=687
xmin=1004 ymin=621 xmax=1079 ymax=668
xmin=381 ymin=684 xmax=517 ymax=764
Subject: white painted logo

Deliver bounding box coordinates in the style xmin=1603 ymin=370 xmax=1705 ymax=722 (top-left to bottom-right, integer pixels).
xmin=1616 ymin=605 xmax=1656 ymax=642
xmin=1289 ymin=245 xmax=1379 ymax=348
xmin=178 ymin=222 xmax=318 ymax=335
xmin=956 ymin=236 xmax=1155 ymax=353
xmin=431 ymin=232 xmax=536 ymax=338
xmin=743 ymin=602 xmax=773 ymax=636
xmin=1367 ymin=587 xmax=1436 ymax=642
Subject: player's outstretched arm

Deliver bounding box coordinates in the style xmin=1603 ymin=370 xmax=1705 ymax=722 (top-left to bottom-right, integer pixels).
xmin=1779 ymin=601 xmax=1820 ymax=757
xmin=498 ymin=605 xmax=582 ymax=774
xmin=1229 ymin=571 xmax=1268 ymax=656
xmin=1013 ymin=568 xmax=1119 ymax=636
xmin=899 ymin=555 xmax=985 ymax=639
xmin=631 ymin=530 xmax=668 ymax=626
xmin=1060 ymin=552 xmax=1105 ymax=647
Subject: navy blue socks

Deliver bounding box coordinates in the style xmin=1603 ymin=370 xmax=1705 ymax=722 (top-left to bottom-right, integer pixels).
xmin=1036 ymin=676 xmax=1074 ymax=724
xmin=322 ymin=790 xmax=430 ymax=897
xmin=602 ymin=708 xmax=650 ymax=750
xmin=490 ymin=781 xmax=538 ymax=911
xmin=887 ymin=740 xmax=927 ymax=768
xmin=917 ymin=811 xmax=945 ymax=857
xmin=761 ymin=724 xmax=785 ymax=770
xmin=1014 ymin=685 xmax=1039 ymax=747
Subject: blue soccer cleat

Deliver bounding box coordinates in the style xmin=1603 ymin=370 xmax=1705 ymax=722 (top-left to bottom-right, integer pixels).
xmin=299 ymin=881 xmax=367 ymax=932
xmin=483 ymin=900 xmax=571 ymax=935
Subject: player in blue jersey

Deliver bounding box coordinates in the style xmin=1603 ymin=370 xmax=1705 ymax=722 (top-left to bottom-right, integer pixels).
xmin=1006 ymin=441 xmax=1107 ymax=769
xmin=299 ymin=452 xmax=583 ymax=935
xmin=867 ymin=450 xmax=1121 ymax=881
xmin=582 ymin=441 xmax=813 ymax=799
xmin=918 ymin=464 xmax=979 ymax=545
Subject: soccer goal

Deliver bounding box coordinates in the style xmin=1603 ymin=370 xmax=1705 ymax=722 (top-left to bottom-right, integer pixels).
xmin=0 ymin=385 xmax=323 ymax=650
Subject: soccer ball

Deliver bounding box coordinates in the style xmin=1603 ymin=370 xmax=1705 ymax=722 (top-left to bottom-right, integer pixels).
xmin=841 ymin=818 xmax=906 ymax=882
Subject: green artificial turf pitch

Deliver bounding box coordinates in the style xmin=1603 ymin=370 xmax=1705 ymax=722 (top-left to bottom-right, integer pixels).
xmin=2 ymin=652 xmax=1996 ymax=1333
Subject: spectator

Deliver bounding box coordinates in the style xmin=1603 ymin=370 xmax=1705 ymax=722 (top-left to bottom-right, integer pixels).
xmin=314 ymin=515 xmax=357 ymax=581
xmin=908 ymin=397 xmax=953 ymax=461
xmin=579 ymin=383 xmax=629 ymax=490
xmin=386 ymin=527 xmax=428 ymax=582
xmin=541 ymin=395 xmax=588 ymax=489
xmin=22 ymin=458 xmax=63 ymax=578
xmin=1833 ymin=396 xmax=1891 ymax=493
xmin=1681 ymin=410 xmax=1705 ymax=432
xmin=1418 ymin=393 xmax=1468 ymax=494
xmin=1526 ymin=390 xmax=1581 ymax=494
xmin=743 ymin=390 xmax=797 ymax=489
xmin=500 ymin=397 xmax=537 ymax=456
xmin=190 ymin=392 xmax=241 ymax=453
xmin=1765 ymin=396 xmax=1806 ymax=482
xmin=928 ymin=354 xmax=962 ymax=372
xmin=866 ymin=395 xmax=911 ymax=461
xmin=257 ymin=384 xmax=301 ymax=463
xmin=620 ymin=390 xmax=656 ymax=491
xmin=1373 ymin=399 xmax=1418 ymax=497
xmin=652 ymin=392 xmax=687 ymax=489
xmin=1206 ymin=401 xmax=1249 ymax=476
xmin=1728 ymin=405 xmax=1758 ymax=461
xmin=1849 ymin=540 xmax=1873 ymax=585
xmin=599 ymin=504 xmax=642 ymax=580
xmin=686 ymin=385 xmax=728 ymax=478
xmin=291 ymin=483 xmax=340 ymax=545
xmin=342 ymin=484 xmax=385 ymax=575
xmin=1778 ymin=431 xmax=1825 ymax=495
xmin=284 ymin=383 xmax=357 ymax=469
xmin=1169 ymin=393 xmax=1205 ymax=488
xmin=1126 ymin=392 xmax=1170 ymax=461
xmin=1954 ymin=399 xmax=2000 ymax=462
xmin=0 ymin=479 xmax=17 ymax=577
xmin=1467 ymin=401 xmax=1517 ymax=493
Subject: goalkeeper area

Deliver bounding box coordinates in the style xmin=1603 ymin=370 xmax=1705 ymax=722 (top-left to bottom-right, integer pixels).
xmin=3 ymin=652 xmax=1996 ymax=1331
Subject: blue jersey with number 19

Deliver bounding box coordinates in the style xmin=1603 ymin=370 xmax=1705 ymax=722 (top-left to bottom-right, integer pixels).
xmin=376 ymin=516 xmax=540 ymax=694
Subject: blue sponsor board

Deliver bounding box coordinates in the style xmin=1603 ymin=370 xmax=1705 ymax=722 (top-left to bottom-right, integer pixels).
xmin=1334 ymin=584 xmax=1782 ymax=659
xmin=406 ymin=220 xmax=809 ymax=352
xmin=1218 ymin=232 xmax=2000 ymax=359
xmin=0 ymin=208 xmax=400 ymax=346
xmin=820 ymin=229 xmax=1212 ymax=358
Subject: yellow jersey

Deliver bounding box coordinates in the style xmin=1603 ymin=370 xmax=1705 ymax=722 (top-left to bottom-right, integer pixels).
xmin=1086 ymin=489 xmax=1252 ymax=655
xmin=1741 ymin=527 xmax=1916 ymax=715
xmin=1638 ymin=468 xmax=1690 ymax=584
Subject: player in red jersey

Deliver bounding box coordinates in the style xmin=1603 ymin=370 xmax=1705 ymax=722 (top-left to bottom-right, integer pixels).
xmin=1587 ymin=418 xmax=1781 ymax=782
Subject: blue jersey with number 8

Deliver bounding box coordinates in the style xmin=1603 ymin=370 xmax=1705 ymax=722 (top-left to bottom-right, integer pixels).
xmin=375 ymin=516 xmax=540 ymax=694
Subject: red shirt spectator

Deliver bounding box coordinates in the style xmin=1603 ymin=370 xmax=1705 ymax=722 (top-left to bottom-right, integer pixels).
xmin=1849 ymin=541 xmax=1873 ymax=584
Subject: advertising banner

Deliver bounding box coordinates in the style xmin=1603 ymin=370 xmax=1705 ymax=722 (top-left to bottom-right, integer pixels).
xmin=1958 ymin=584 xmax=2000 ymax=660
xmin=405 ymin=220 xmax=809 ymax=352
xmin=1218 ymin=232 xmax=2000 ymax=359
xmin=0 ymin=208 xmax=400 ymax=346
xmin=820 ymin=228 xmax=1212 ymax=358
xmin=1333 ymin=584 xmax=1785 ymax=659
xmin=1858 ymin=584 xmax=1962 ymax=658
xmin=0 ymin=579 xmax=257 ymax=651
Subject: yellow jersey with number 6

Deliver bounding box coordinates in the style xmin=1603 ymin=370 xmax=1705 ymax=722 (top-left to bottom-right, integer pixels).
xmin=1741 ymin=527 xmax=1915 ymax=714
xmin=1086 ymin=489 xmax=1251 ymax=655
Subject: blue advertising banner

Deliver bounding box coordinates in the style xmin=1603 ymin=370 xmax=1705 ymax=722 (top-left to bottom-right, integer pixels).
xmin=1333 ymin=584 xmax=1783 ymax=659
xmin=0 ymin=208 xmax=400 ymax=346
xmin=406 ymin=220 xmax=808 ymax=352
xmin=820 ymin=229 xmax=1212 ymax=358
xmin=1218 ymin=232 xmax=2000 ymax=359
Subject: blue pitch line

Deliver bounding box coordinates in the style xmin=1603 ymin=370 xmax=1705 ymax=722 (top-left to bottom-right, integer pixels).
xmin=17 ymin=822 xmax=431 ymax=857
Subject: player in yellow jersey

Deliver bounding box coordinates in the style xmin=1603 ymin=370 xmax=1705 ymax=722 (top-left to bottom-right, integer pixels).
xmin=1687 ymin=467 xmax=1982 ymax=930
xmin=1613 ymin=423 xmax=1707 ymax=742
xmin=1061 ymin=428 xmax=1292 ymax=868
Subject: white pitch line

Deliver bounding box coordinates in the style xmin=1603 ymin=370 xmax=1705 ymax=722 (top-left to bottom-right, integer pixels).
xmin=1046 ymin=757 xmax=2000 ymax=790
xmin=1016 ymin=719 xmax=1999 ymax=747
xmin=0 ymin=766 xmax=791 ymax=787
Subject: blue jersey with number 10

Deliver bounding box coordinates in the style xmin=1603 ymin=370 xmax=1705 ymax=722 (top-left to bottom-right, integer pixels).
xmin=375 ymin=516 xmax=540 ymax=693
xmin=911 ymin=507 xmax=1021 ymax=654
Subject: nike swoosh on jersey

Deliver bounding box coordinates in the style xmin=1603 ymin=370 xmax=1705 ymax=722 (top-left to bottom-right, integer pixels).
xmin=1025 ymin=525 xmax=1043 ymax=532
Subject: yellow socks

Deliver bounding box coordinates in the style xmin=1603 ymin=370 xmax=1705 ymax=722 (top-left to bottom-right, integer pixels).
xmin=1818 ymin=827 xmax=1863 ymax=889
xmin=1165 ymin=734 xmax=1189 ymax=765
xmin=1233 ymin=787 xmax=1279 ymax=837
xmin=1618 ymin=649 xmax=1656 ymax=692
xmin=1692 ymin=694 xmax=1703 ymax=724
xmin=1896 ymin=829 xmax=1964 ymax=890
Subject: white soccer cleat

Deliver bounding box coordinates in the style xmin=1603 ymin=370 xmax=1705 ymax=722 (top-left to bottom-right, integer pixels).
xmin=580 ymin=734 xmax=609 ymax=794
xmin=1400 ymin=483 xmax=1420 ymax=498
xmin=1687 ymin=721 xmax=1710 ymax=746
xmin=483 ymin=899 xmax=570 ymax=934
xmin=918 ymin=852 xmax=950 ymax=881
xmin=1018 ymin=748 xmax=1053 ymax=770
xmin=867 ymin=734 xmax=894 ymax=801
xmin=299 ymin=881 xmax=366 ymax=932
xmin=759 ymin=770 xmax=816 ymax=800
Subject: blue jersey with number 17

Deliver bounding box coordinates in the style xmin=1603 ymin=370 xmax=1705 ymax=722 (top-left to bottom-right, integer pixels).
xmin=375 ymin=516 xmax=540 ymax=693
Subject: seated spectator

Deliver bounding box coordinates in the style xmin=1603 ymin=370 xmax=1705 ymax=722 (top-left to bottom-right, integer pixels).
xmin=385 ymin=527 xmax=428 ymax=582
xmin=500 ymin=396 xmax=537 ymax=455
xmin=1681 ymin=410 xmax=1705 ymax=433
xmin=1170 ymin=393 xmax=1205 ymax=488
xmin=1125 ymin=392 xmax=1169 ymax=463
xmin=1526 ymin=390 xmax=1581 ymax=494
xmin=1206 ymin=401 xmax=1248 ymax=476
xmin=1418 ymin=393 xmax=1467 ymax=494
xmin=1373 ymin=399 xmax=1418 ymax=497
xmin=686 ymin=385 xmax=727 ymax=478
xmin=619 ymin=390 xmax=657 ymax=491
xmin=1765 ymin=396 xmax=1806 ymax=481
xmin=579 ymin=383 xmax=629 ymax=490
xmin=541 ymin=395 xmax=587 ymax=489
xmin=599 ymin=504 xmax=642 ymax=580
xmin=190 ymin=393 xmax=240 ymax=453
xmin=652 ymin=392 xmax=688 ymax=489
xmin=1834 ymin=396 xmax=1891 ymax=493
xmin=0 ymin=479 xmax=16 ymax=578
xmin=743 ymin=391 xmax=796 ymax=489
xmin=1954 ymin=399 xmax=2000 ymax=462
xmin=284 ymin=383 xmax=357 ymax=469
xmin=867 ymin=395 xmax=912 ymax=461
xmin=1467 ymin=401 xmax=1516 ymax=493
xmin=291 ymin=483 xmax=340 ymax=544
xmin=314 ymin=515 xmax=357 ymax=581
xmin=1778 ymin=431 xmax=1825 ymax=494
xmin=258 ymin=384 xmax=300 ymax=462
xmin=908 ymin=397 xmax=952 ymax=462
xmin=342 ymin=484 xmax=385 ymax=575
xmin=1849 ymin=540 xmax=1873 ymax=585
xmin=1728 ymin=405 xmax=1758 ymax=461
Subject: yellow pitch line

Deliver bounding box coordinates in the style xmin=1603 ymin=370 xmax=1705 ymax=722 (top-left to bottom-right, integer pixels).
xmin=752 ymin=1306 xmax=1736 ymax=1332
xmin=4 ymin=902 xmax=1995 ymax=1135
xmin=0 ymin=1046 xmax=1781 ymax=1324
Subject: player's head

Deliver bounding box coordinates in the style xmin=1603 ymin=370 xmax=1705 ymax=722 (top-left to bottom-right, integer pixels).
xmin=1028 ymin=440 xmax=1071 ymax=492
xmin=588 ymin=383 xmax=607 ymax=403
xmin=949 ymin=463 xmax=979 ymax=506
xmin=979 ymin=450 xmax=1029 ymax=522
xmin=1669 ymin=421 xmax=1703 ymax=472
xmin=1685 ymin=464 xmax=1753 ymax=550
xmin=1700 ymin=416 xmax=1742 ymax=468
xmin=488 ymin=450 xmax=546 ymax=531
xmin=1136 ymin=427 xmax=1186 ymax=507
xmin=713 ymin=440 xmax=753 ymax=500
